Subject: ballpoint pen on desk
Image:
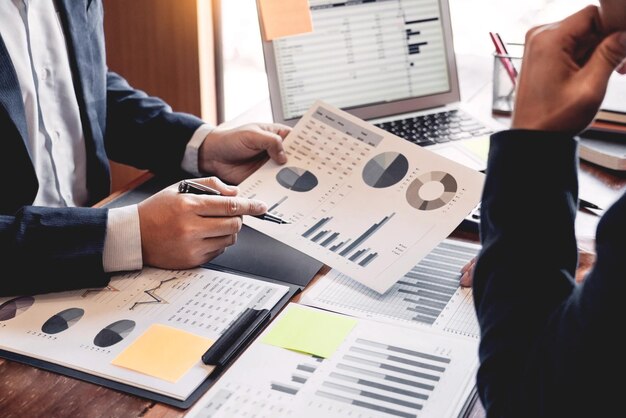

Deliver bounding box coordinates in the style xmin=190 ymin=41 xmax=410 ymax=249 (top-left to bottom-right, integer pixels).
xmin=178 ymin=179 xmax=291 ymax=224
xmin=489 ymin=32 xmax=518 ymax=86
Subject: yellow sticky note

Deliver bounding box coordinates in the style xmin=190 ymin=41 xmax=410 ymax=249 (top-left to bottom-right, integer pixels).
xmin=258 ymin=0 xmax=313 ymax=41
xmin=262 ymin=306 xmax=357 ymax=358
xmin=112 ymin=324 xmax=213 ymax=383
xmin=459 ymin=136 xmax=490 ymax=162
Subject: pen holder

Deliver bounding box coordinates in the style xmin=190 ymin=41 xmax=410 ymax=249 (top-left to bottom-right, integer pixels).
xmin=492 ymin=53 xmax=522 ymax=116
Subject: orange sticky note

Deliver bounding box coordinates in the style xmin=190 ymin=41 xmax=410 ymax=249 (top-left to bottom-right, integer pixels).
xmin=111 ymin=324 xmax=214 ymax=383
xmin=258 ymin=0 xmax=313 ymax=41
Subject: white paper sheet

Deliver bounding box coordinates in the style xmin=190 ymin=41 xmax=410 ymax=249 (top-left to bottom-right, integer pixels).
xmin=301 ymin=239 xmax=481 ymax=340
xmin=239 ymin=101 xmax=485 ymax=293
xmin=186 ymin=304 xmax=478 ymax=418
xmin=0 ymin=267 xmax=288 ymax=400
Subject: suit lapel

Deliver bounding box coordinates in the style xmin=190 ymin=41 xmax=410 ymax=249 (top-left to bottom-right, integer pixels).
xmin=0 ymin=34 xmax=29 ymax=148
xmin=56 ymin=0 xmax=91 ymax=117
xmin=56 ymin=0 xmax=112 ymax=202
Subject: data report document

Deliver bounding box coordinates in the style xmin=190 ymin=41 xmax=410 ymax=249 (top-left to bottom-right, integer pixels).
xmin=239 ymin=101 xmax=485 ymax=293
xmin=186 ymin=303 xmax=478 ymax=418
xmin=301 ymin=239 xmax=481 ymax=341
xmin=0 ymin=268 xmax=289 ymax=401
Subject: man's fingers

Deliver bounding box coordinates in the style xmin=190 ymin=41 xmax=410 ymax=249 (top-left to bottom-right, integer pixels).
xmin=583 ymin=31 xmax=626 ymax=86
xmin=260 ymin=122 xmax=292 ymax=139
xmin=459 ymin=257 xmax=476 ymax=287
xmin=187 ymin=176 xmax=239 ymax=196
xmin=556 ymin=5 xmax=602 ymax=41
xmin=253 ymin=124 xmax=291 ymax=164
xmin=192 ymin=196 xmax=268 ymax=217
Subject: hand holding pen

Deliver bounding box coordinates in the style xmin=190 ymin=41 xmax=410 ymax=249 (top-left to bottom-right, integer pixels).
xmin=179 ymin=179 xmax=290 ymax=224
xmin=137 ymin=176 xmax=275 ymax=269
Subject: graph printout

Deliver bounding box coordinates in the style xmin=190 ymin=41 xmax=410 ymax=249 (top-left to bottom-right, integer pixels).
xmin=240 ymin=101 xmax=485 ymax=293
xmin=0 ymin=268 xmax=288 ymax=400
xmin=301 ymin=239 xmax=481 ymax=340
xmin=186 ymin=304 xmax=478 ymax=418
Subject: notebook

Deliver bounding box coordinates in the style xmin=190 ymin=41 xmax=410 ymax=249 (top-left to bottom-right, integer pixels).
xmin=259 ymin=0 xmax=498 ymax=172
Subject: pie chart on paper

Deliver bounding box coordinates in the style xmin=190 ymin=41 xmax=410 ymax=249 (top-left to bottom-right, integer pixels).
xmin=0 ymin=296 xmax=35 ymax=321
xmin=42 ymin=308 xmax=85 ymax=334
xmin=406 ymin=171 xmax=458 ymax=210
xmin=93 ymin=319 xmax=136 ymax=348
xmin=362 ymin=152 xmax=409 ymax=188
xmin=276 ymin=167 xmax=318 ymax=192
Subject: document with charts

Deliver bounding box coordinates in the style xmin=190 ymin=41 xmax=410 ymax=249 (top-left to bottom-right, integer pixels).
xmin=240 ymin=101 xmax=484 ymax=293
xmin=186 ymin=303 xmax=478 ymax=418
xmin=301 ymin=238 xmax=481 ymax=341
xmin=0 ymin=267 xmax=288 ymax=401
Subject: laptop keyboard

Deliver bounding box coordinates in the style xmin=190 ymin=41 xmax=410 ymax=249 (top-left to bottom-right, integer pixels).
xmin=373 ymin=109 xmax=494 ymax=147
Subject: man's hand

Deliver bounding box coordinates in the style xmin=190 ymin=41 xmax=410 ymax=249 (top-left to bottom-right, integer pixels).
xmin=460 ymin=248 xmax=597 ymax=288
xmin=137 ymin=177 xmax=268 ymax=269
xmin=512 ymin=6 xmax=626 ymax=133
xmin=600 ymin=0 xmax=626 ymax=33
xmin=460 ymin=257 xmax=476 ymax=288
xmin=198 ymin=123 xmax=291 ymax=184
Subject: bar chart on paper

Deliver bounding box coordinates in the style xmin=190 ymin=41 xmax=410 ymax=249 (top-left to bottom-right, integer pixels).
xmin=302 ymin=213 xmax=396 ymax=267
xmin=186 ymin=340 xmax=325 ymax=418
xmin=301 ymin=239 xmax=481 ymax=340
xmin=239 ymin=101 xmax=485 ymax=293
xmin=186 ymin=304 xmax=479 ymax=418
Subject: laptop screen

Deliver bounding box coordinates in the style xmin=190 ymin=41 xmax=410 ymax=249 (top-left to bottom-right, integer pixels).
xmin=261 ymin=0 xmax=461 ymax=126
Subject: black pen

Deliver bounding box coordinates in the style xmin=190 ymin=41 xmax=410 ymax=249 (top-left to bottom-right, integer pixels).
xmin=178 ymin=180 xmax=290 ymax=224
xmin=579 ymin=198 xmax=602 ymax=211
xmin=201 ymin=308 xmax=271 ymax=367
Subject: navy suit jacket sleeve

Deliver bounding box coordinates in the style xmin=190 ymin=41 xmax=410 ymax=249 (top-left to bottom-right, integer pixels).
xmin=0 ymin=0 xmax=206 ymax=297
xmin=0 ymin=207 xmax=109 ymax=296
xmin=104 ymin=71 xmax=204 ymax=175
xmin=473 ymin=130 xmax=626 ymax=417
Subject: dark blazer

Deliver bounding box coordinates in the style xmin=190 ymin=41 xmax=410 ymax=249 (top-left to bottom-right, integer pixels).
xmin=473 ymin=129 xmax=626 ymax=417
xmin=0 ymin=0 xmax=204 ymax=296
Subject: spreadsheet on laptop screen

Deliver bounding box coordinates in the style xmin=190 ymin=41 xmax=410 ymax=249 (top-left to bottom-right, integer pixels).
xmin=270 ymin=0 xmax=453 ymax=121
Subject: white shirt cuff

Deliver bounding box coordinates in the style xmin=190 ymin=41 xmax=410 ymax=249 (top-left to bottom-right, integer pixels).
xmin=182 ymin=124 xmax=214 ymax=176
xmin=103 ymin=205 xmax=143 ymax=272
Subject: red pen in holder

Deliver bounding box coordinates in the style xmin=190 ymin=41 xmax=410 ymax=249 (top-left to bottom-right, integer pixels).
xmin=489 ymin=32 xmax=522 ymax=115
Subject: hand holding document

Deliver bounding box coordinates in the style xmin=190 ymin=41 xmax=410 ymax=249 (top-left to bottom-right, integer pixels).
xmin=237 ymin=101 xmax=485 ymax=293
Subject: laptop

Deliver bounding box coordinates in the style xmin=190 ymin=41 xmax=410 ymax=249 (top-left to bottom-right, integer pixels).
xmin=259 ymin=0 xmax=498 ymax=173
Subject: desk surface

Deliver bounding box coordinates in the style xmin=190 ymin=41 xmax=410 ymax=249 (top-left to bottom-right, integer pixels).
xmin=2 ymin=54 xmax=626 ymax=418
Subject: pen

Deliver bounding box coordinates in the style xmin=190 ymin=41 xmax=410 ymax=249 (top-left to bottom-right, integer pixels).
xmin=489 ymin=32 xmax=517 ymax=86
xmin=579 ymin=199 xmax=602 ymax=211
xmin=495 ymin=33 xmax=518 ymax=78
xmin=178 ymin=180 xmax=290 ymax=224
xmin=201 ymin=308 xmax=271 ymax=367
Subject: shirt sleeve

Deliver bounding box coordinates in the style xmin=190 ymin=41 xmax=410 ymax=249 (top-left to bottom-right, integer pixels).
xmin=103 ymin=205 xmax=143 ymax=272
xmin=181 ymin=123 xmax=215 ymax=176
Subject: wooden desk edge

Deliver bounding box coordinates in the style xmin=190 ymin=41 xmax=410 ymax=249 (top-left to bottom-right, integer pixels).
xmin=93 ymin=171 xmax=155 ymax=208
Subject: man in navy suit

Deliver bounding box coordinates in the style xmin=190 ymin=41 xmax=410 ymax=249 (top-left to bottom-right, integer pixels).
xmin=0 ymin=0 xmax=290 ymax=296
xmin=467 ymin=3 xmax=626 ymax=417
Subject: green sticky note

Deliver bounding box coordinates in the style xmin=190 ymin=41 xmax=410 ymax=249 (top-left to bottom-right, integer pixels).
xmin=262 ymin=306 xmax=357 ymax=358
xmin=459 ymin=136 xmax=490 ymax=161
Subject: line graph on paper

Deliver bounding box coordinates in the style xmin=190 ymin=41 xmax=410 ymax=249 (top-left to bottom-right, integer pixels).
xmin=129 ymin=276 xmax=183 ymax=311
xmin=300 ymin=239 xmax=481 ymax=340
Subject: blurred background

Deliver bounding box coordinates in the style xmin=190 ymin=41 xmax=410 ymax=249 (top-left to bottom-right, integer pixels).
xmin=102 ymin=0 xmax=598 ymax=189
xmin=219 ymin=0 xmax=596 ymax=121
